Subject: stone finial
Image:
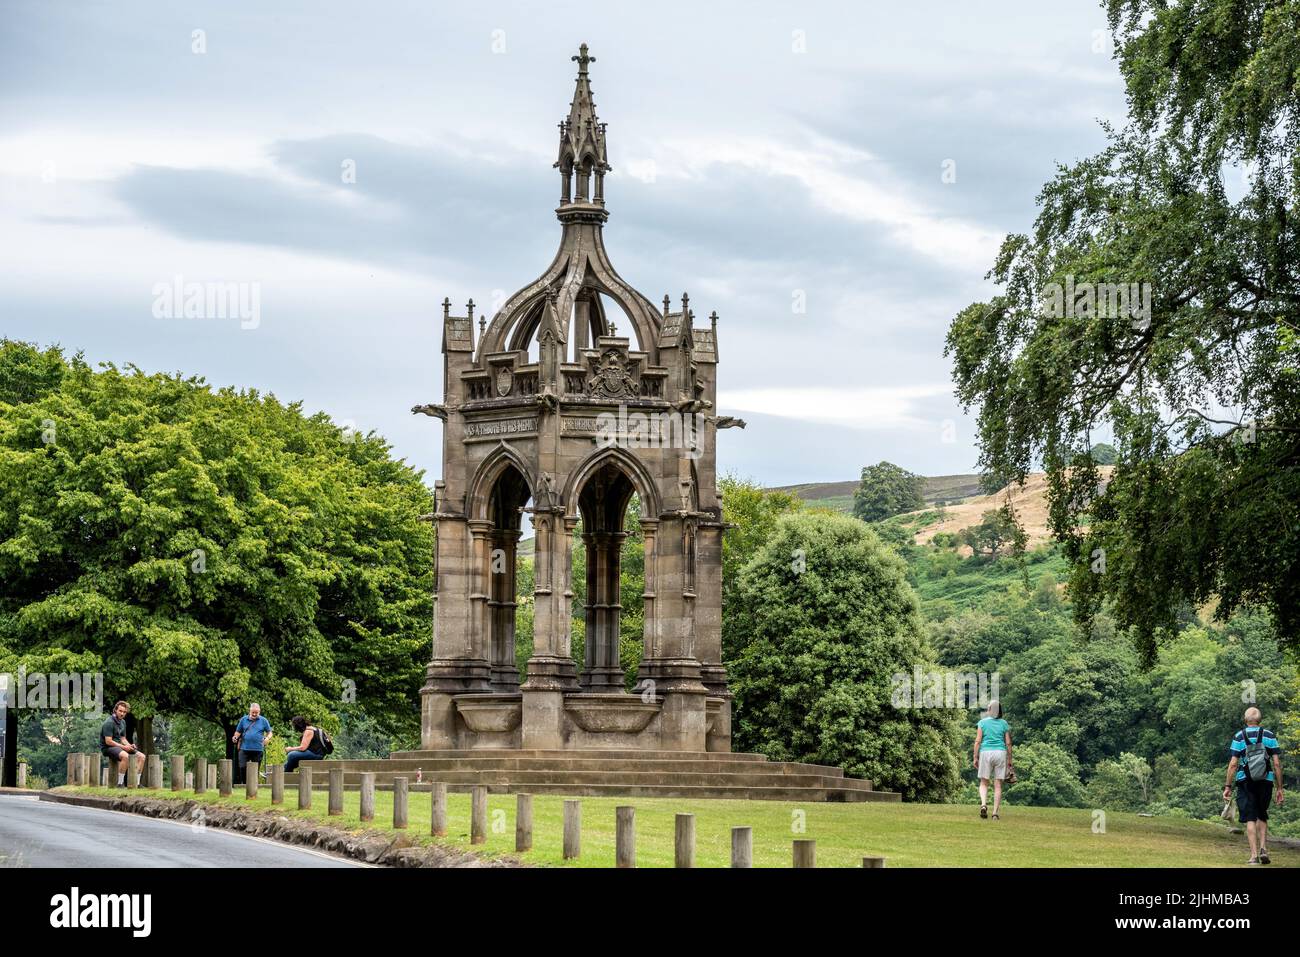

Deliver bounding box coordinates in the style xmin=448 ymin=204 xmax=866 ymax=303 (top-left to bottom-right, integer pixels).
xmin=442 ymin=297 xmax=452 ymax=319
xmin=710 ymin=310 xmax=719 ymax=333
xmin=572 ymin=42 xmax=596 ymax=75
xmin=466 ymin=298 xmax=475 ymax=321
xmin=681 ymin=292 xmax=690 ymax=315
xmin=663 ymin=294 xmax=671 ymax=318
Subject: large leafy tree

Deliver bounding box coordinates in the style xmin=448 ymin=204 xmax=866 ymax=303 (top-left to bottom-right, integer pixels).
xmin=946 ymin=0 xmax=1300 ymax=664
xmin=728 ymin=510 xmax=962 ymax=800
xmin=851 ymin=461 xmax=925 ymax=523
xmin=0 ymin=341 xmax=433 ymax=744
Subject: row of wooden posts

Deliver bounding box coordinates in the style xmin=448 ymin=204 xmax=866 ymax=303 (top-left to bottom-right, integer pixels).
xmin=63 ymin=752 xmax=887 ymax=868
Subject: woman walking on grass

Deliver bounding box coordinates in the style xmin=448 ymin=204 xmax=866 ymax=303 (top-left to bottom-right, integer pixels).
xmin=974 ymin=700 xmax=1012 ymax=820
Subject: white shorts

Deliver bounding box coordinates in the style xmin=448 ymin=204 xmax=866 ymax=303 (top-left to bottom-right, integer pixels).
xmin=978 ymin=750 xmax=1007 ymax=780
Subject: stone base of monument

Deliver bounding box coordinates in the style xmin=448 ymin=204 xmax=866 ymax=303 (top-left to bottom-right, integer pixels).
xmin=282 ymin=750 xmax=900 ymax=803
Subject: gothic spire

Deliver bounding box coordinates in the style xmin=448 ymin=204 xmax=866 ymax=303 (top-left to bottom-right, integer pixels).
xmin=555 ymin=43 xmax=610 ymax=210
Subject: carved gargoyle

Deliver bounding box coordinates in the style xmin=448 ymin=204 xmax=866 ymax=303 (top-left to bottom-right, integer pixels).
xmin=672 ymin=396 xmax=713 ymax=414
xmin=714 ymin=416 xmax=747 ymax=429
xmin=534 ymin=387 xmax=560 ymax=414
xmin=411 ymin=403 xmax=448 ymax=421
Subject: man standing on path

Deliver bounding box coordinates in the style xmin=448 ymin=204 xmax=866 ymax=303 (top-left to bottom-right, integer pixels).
xmin=232 ymin=703 xmax=272 ymax=786
xmin=1223 ymin=706 xmax=1284 ymax=865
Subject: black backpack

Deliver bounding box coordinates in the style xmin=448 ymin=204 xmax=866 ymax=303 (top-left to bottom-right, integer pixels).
xmin=312 ymin=726 xmax=334 ymax=755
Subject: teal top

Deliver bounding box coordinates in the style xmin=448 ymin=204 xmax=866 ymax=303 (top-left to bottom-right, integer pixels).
xmin=977 ymin=716 xmax=1010 ymax=752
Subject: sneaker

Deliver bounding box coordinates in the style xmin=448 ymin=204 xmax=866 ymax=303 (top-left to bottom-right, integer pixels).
xmin=980 ymin=805 xmax=987 ymax=818
xmin=991 ymin=813 xmax=1000 ymax=820
xmin=1259 ymin=850 xmax=1270 ymax=865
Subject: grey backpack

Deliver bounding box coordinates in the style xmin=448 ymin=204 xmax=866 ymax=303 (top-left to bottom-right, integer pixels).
xmin=1242 ymin=728 xmax=1270 ymax=782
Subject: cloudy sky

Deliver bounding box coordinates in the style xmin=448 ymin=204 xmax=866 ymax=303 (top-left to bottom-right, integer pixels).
xmin=0 ymin=0 xmax=1128 ymax=487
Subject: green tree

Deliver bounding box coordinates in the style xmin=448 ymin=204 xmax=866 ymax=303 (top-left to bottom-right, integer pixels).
xmin=945 ymin=0 xmax=1300 ymax=663
xmin=852 ymin=461 xmax=925 ymax=522
xmin=0 ymin=341 xmax=434 ymax=745
xmin=1006 ymin=741 xmax=1086 ymax=808
xmin=727 ymin=510 xmax=962 ymax=801
xmin=1089 ymin=442 xmax=1118 ymax=465
xmin=958 ymin=509 xmax=1021 ymax=559
xmin=718 ymin=475 xmax=802 ymax=662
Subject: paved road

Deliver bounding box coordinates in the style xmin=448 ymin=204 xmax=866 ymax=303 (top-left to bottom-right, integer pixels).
xmin=0 ymin=795 xmax=362 ymax=868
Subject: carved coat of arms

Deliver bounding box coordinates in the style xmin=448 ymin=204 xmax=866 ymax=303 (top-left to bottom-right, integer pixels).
xmin=496 ymin=367 xmax=513 ymax=397
xmin=585 ymin=349 xmax=639 ymax=400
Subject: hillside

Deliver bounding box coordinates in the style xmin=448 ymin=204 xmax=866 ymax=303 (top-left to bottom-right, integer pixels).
xmin=771 ymin=473 xmax=984 ymax=516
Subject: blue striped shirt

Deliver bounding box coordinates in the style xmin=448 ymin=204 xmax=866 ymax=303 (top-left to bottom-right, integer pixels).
xmin=1229 ymin=727 xmax=1280 ymax=782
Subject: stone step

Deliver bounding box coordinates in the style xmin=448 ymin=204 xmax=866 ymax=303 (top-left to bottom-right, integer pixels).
xmin=288 ymin=757 xmax=845 ymax=777
xmin=391 ymin=749 xmax=769 ymax=762
xmin=285 ymin=781 xmax=897 ymax=802
xmin=284 ymin=768 xmax=873 ymax=791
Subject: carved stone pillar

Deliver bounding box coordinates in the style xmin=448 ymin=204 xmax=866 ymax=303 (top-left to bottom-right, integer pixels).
xmin=522 ymin=511 xmax=578 ymax=748
xmin=488 ymin=528 xmax=522 ymax=691
xmin=581 ymin=529 xmax=626 ymax=692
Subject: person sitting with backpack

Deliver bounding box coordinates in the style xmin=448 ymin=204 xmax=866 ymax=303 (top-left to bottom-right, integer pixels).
xmin=283 ymin=716 xmax=332 ymax=773
xmin=1223 ymin=707 xmax=1285 ymax=865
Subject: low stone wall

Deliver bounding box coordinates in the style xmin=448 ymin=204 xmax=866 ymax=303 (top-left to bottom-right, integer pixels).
xmin=40 ymin=790 xmax=522 ymax=868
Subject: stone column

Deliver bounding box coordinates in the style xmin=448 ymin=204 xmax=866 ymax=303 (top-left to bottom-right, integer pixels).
xmin=637 ymin=514 xmax=708 ymax=751
xmin=581 ymin=530 xmax=627 ymax=692
xmin=521 ymin=512 xmax=579 ymax=749
xmin=487 ymin=528 xmax=522 ymax=691
xmin=420 ymin=515 xmax=491 ymax=750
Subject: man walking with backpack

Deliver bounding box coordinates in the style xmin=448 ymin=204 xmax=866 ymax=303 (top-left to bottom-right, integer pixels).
xmin=1223 ymin=707 xmax=1284 ymax=865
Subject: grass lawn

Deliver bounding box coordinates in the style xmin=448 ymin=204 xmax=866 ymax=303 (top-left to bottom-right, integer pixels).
xmin=64 ymin=786 xmax=1297 ymax=868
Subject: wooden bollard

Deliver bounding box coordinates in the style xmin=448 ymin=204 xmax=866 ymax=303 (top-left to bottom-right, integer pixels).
xmin=675 ymin=813 xmax=695 ymax=868
xmin=359 ymin=772 xmax=375 ymax=821
xmin=194 ymin=757 xmax=207 ymax=794
xmin=862 ymin=856 xmax=887 ymax=868
xmin=470 ymin=785 xmax=488 ymax=844
xmin=793 ymin=839 xmax=816 ymax=868
xmin=218 ymin=758 xmax=233 ymax=796
xmin=206 ymin=763 xmax=217 ymax=792
xmin=393 ymin=777 xmax=408 ymax=829
xmin=101 ymin=767 xmax=108 ymax=787
xmin=562 ymin=800 xmax=581 ymax=860
xmin=430 ymin=782 xmax=447 ymax=836
xmin=126 ymin=755 xmax=139 ymax=789
xmin=731 ymin=827 xmax=753 ymax=868
xmin=66 ymin=752 xmax=76 ymax=786
xmin=184 ymin=772 xmax=193 ymax=789
xmin=146 ymin=753 xmax=162 ymax=789
xmin=245 ymin=761 xmax=259 ymax=799
xmin=271 ymin=764 xmax=284 ymax=805
xmin=79 ymin=753 xmax=92 ymax=787
xmin=616 ymin=806 xmax=636 ymax=868
xmin=17 ymin=762 xmax=27 ymax=789
xmin=515 ymin=794 xmax=533 ymax=852
xmin=298 ymin=764 xmax=313 ymax=809
xmin=328 ymin=767 xmax=344 ymax=815
xmin=170 ymin=755 xmax=185 ymax=791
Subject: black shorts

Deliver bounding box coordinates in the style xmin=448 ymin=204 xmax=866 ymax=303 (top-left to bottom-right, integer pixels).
xmin=103 ymin=746 xmax=137 ymax=761
xmin=1236 ymin=778 xmax=1273 ymax=823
